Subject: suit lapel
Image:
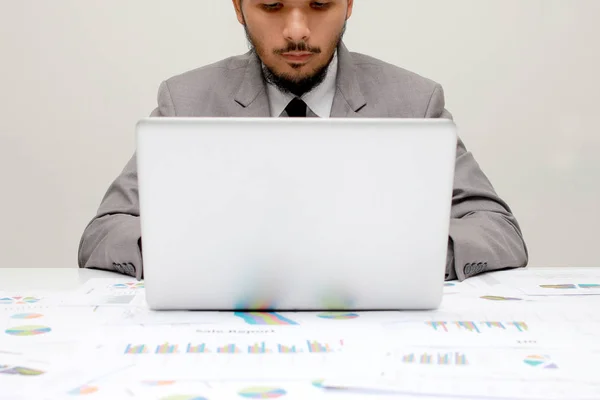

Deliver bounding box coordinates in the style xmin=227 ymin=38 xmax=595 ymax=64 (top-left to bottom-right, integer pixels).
xmin=232 ymin=52 xmax=271 ymax=117
xmin=231 ymin=44 xmax=367 ymax=118
xmin=330 ymin=43 xmax=367 ymax=118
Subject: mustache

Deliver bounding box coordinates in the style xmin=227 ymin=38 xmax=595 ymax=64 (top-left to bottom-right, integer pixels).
xmin=273 ymin=42 xmax=322 ymax=55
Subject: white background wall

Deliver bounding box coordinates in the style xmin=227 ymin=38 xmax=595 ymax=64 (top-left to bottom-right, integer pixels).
xmin=1 ymin=0 xmax=598 ymax=269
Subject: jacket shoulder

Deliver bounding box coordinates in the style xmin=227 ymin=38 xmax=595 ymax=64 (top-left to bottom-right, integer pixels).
xmin=166 ymin=53 xmax=249 ymax=87
xmin=350 ymin=52 xmax=443 ymax=117
xmin=156 ymin=53 xmax=252 ymax=116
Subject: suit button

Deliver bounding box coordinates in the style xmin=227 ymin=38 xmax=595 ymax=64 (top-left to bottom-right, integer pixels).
xmin=123 ymin=263 xmax=135 ymax=276
xmin=464 ymin=263 xmax=474 ymax=276
xmin=464 ymin=263 xmax=485 ymax=277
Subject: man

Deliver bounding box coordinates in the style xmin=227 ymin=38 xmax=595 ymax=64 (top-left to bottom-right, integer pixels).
xmin=78 ymin=0 xmax=528 ymax=282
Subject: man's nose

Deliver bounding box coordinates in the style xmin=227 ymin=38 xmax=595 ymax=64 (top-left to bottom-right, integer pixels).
xmin=283 ymin=9 xmax=310 ymax=44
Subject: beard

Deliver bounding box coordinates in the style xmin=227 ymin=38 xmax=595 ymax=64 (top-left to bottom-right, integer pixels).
xmin=244 ymin=23 xmax=346 ymax=97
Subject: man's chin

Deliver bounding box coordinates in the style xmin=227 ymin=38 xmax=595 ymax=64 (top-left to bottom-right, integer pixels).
xmin=272 ymin=60 xmax=311 ymax=72
xmin=288 ymin=63 xmax=307 ymax=71
xmin=277 ymin=62 xmax=322 ymax=78
xmin=262 ymin=57 xmax=332 ymax=96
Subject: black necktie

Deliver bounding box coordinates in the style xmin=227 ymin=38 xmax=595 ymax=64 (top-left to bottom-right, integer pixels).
xmin=285 ymin=98 xmax=307 ymax=118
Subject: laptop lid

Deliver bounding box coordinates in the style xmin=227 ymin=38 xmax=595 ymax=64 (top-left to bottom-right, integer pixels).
xmin=136 ymin=118 xmax=457 ymax=311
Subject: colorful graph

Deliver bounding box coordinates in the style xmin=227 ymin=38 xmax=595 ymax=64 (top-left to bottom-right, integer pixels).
xmin=143 ymin=380 xmax=176 ymax=386
xmin=0 ymin=366 xmax=45 ymax=376
xmin=68 ymin=385 xmax=99 ymax=395
xmin=312 ymin=380 xmax=325 ymax=389
xmin=511 ymin=322 xmax=529 ymax=332
xmin=456 ymin=321 xmax=480 ymax=333
xmin=420 ymin=353 xmax=432 ymax=364
xmin=217 ymin=344 xmax=242 ymax=354
xmin=578 ymin=284 xmax=600 ymax=289
xmin=11 ymin=313 xmax=44 ymax=319
xmin=248 ymin=342 xmax=272 ymax=354
xmin=524 ymin=355 xmax=558 ymax=369
xmin=317 ymin=312 xmax=359 ymax=320
xmin=427 ymin=321 xmax=528 ymax=333
xmin=234 ymin=312 xmax=298 ymax=325
xmin=539 ymin=284 xmax=576 ymax=289
xmin=539 ymin=284 xmax=600 ymax=289
xmin=5 ymin=325 xmax=51 ymax=336
xmin=187 ymin=343 xmax=209 ymax=353
xmin=160 ymin=396 xmax=207 ymax=400
xmin=483 ymin=321 xmax=506 ymax=329
xmin=278 ymin=344 xmax=301 ymax=353
xmin=402 ymin=352 xmax=468 ymax=366
xmin=307 ymin=340 xmax=338 ymax=353
xmin=426 ymin=321 xmax=449 ymax=332
xmin=238 ymin=386 xmax=287 ymax=399
xmin=156 ymin=343 xmax=178 ymax=354
xmin=113 ymin=282 xmax=144 ymax=289
xmin=124 ymin=344 xmax=148 ymax=354
xmin=122 ymin=341 xmax=344 ymax=355
xmin=402 ymin=353 xmax=415 ymax=363
xmin=480 ymin=296 xmax=522 ymax=301
xmin=0 ymin=296 xmax=41 ymax=305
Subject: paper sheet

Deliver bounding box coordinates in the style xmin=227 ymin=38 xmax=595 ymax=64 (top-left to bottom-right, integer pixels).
xmin=73 ymin=322 xmax=382 ymax=383
xmin=517 ymin=281 xmax=600 ymax=296
xmin=0 ymin=352 xmax=133 ymax=400
xmin=0 ymin=291 xmax=71 ymax=311
xmin=323 ymin=345 xmax=600 ymax=399
xmin=71 ymin=278 xmax=147 ymax=306
xmin=324 ymin=375 xmax=600 ymax=400
xmin=2 ymin=269 xmax=599 ymax=399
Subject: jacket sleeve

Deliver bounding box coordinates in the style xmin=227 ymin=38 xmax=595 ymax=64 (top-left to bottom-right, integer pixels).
xmin=425 ymin=85 xmax=529 ymax=281
xmin=77 ymin=151 xmax=145 ymax=279
xmin=78 ymin=82 xmax=176 ymax=278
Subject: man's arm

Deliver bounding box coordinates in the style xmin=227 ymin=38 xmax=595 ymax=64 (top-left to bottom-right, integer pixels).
xmin=426 ymin=85 xmax=529 ymax=281
xmin=77 ymin=152 xmax=143 ymax=279
xmin=79 ymin=81 xmax=177 ymax=278
xmin=78 ymin=108 xmax=163 ymax=279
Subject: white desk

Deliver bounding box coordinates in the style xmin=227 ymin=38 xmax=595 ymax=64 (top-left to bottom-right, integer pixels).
xmin=0 ymin=268 xmax=116 ymax=291
xmin=0 ymin=266 xmax=594 ymax=291
xmin=0 ymin=267 xmax=599 ymax=400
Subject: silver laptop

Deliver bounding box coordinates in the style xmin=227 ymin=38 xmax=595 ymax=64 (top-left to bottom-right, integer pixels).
xmin=136 ymin=118 xmax=457 ymax=311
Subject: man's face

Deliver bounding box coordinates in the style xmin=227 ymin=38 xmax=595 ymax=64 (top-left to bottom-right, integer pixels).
xmin=234 ymin=0 xmax=353 ymax=95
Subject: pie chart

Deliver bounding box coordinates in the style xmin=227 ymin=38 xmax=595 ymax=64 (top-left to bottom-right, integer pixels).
xmin=68 ymin=385 xmax=99 ymax=395
xmin=5 ymin=325 xmax=51 ymax=336
xmin=113 ymin=282 xmax=144 ymax=289
xmin=312 ymin=380 xmax=325 ymax=389
xmin=0 ymin=297 xmax=40 ymax=305
xmin=579 ymin=284 xmax=600 ymax=289
xmin=480 ymin=296 xmax=522 ymax=301
xmin=11 ymin=313 xmax=44 ymax=320
xmin=540 ymin=284 xmax=576 ymax=289
xmin=239 ymin=387 xmax=287 ymax=398
xmin=0 ymin=367 xmax=45 ymax=376
xmin=143 ymin=380 xmax=176 ymax=386
xmin=524 ymin=355 xmax=558 ymax=369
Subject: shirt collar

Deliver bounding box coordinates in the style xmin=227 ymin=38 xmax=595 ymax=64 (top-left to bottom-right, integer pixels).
xmin=266 ymin=50 xmax=338 ymax=118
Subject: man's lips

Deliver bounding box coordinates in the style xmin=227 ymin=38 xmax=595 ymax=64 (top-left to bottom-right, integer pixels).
xmin=281 ymin=52 xmax=314 ymax=63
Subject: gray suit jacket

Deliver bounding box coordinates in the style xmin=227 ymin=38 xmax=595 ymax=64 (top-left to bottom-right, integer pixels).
xmin=78 ymin=43 xmax=528 ymax=281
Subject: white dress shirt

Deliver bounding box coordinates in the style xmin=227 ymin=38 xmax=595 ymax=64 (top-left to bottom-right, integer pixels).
xmin=266 ymin=51 xmax=338 ymax=118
